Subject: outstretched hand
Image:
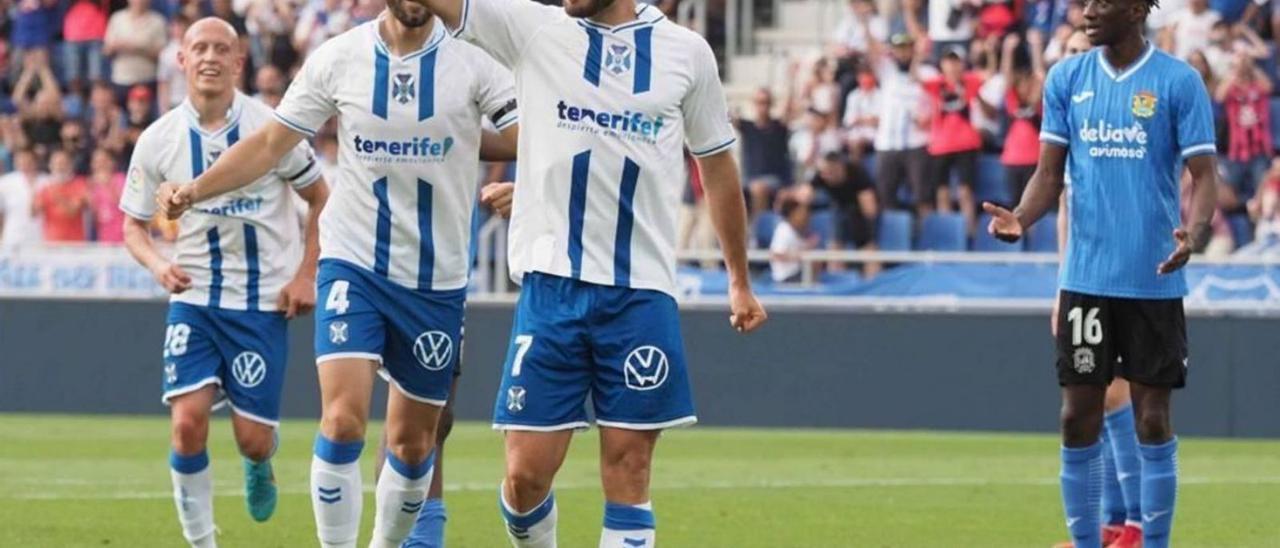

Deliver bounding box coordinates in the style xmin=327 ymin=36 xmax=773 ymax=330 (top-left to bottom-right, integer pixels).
xmin=480 ymin=182 xmax=515 ymax=219
xmin=1157 ymin=228 xmax=1193 ymax=275
xmin=982 ymin=202 xmax=1023 ymax=243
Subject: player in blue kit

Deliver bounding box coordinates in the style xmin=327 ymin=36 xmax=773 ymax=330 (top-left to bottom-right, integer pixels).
xmin=121 ymin=18 xmax=329 ymax=548
xmin=985 ymin=1 xmax=1219 ymax=547
xmin=422 ymin=0 xmax=768 ymax=546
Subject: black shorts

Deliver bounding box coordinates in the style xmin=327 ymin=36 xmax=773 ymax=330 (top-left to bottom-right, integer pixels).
xmin=1055 ymin=290 xmax=1188 ymax=388
xmin=874 ymin=148 xmax=928 ymax=209
xmin=836 ymin=209 xmax=875 ymax=249
xmin=928 ymin=151 xmax=978 ymax=193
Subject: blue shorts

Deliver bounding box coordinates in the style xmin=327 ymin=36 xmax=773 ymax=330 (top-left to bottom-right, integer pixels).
xmin=315 ymin=259 xmax=463 ymax=406
xmin=492 ymin=273 xmax=697 ymax=431
xmin=162 ymin=302 xmax=288 ymax=426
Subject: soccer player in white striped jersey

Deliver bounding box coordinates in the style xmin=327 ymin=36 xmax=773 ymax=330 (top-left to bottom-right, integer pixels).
xmin=120 ymin=18 xmax=329 ymax=548
xmin=158 ymin=1 xmax=518 ymax=547
xmin=422 ymin=1 xmax=768 ymax=546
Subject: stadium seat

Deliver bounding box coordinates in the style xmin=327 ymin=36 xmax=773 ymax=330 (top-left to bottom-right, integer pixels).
xmin=1228 ymin=214 xmax=1254 ymax=248
xmin=810 ymin=209 xmax=837 ymax=248
xmin=973 ymin=214 xmax=1022 ymax=252
xmin=877 ymin=209 xmax=913 ymax=251
xmin=754 ymin=211 xmax=780 ymax=250
xmin=975 ymin=154 xmax=1010 ymax=205
xmin=916 ymin=212 xmax=966 ymax=251
xmin=1025 ymin=213 xmax=1060 ymax=252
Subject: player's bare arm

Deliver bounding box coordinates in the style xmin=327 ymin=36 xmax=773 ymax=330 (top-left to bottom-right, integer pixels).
xmin=420 ymin=0 xmax=464 ymax=29
xmin=1159 ymin=154 xmax=1218 ymax=274
xmin=478 ymin=125 xmax=518 ymax=218
xmin=158 ymin=120 xmax=308 ymax=219
xmin=698 ymin=149 xmax=767 ymax=333
xmin=122 ymin=216 xmax=193 ymax=294
xmin=278 ymin=180 xmax=330 ymax=319
xmin=985 ymin=142 xmax=1067 ymax=242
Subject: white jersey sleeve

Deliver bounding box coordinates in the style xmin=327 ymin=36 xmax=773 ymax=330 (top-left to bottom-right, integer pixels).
xmin=474 ymin=52 xmax=519 ymax=130
xmin=451 ymin=0 xmax=566 ymax=68
xmin=274 ymin=42 xmax=339 ymax=137
xmin=272 ymin=140 xmax=323 ymax=190
xmin=119 ymin=128 xmax=165 ymax=220
xmin=681 ymin=39 xmax=736 ymax=157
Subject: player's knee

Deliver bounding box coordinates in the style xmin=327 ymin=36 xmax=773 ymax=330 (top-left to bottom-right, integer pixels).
xmin=319 ymin=410 xmax=366 ymax=443
xmin=171 ymin=414 xmax=208 ymax=454
xmin=386 ymin=439 xmax=433 ymax=466
xmin=1059 ymin=403 xmax=1103 ymax=444
xmin=1135 ymin=407 xmax=1172 ymax=443
xmin=235 ymin=431 xmax=275 ymax=462
xmin=601 ymin=445 xmax=653 ymax=479
xmin=505 ymin=465 xmax=553 ymax=500
xmin=435 ymin=407 xmax=455 ymax=443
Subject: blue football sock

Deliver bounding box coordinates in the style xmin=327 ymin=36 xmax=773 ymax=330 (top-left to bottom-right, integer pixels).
xmin=1105 ymin=405 xmax=1143 ymax=525
xmin=1140 ymin=438 xmax=1178 ymax=548
xmin=1061 ymin=442 xmax=1105 ymax=548
xmin=401 ymin=498 xmax=446 ymax=548
xmin=1099 ymin=427 xmax=1126 ymax=526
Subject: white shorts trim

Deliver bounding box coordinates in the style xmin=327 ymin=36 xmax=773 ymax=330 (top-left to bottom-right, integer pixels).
xmin=316 ymin=352 xmax=383 ymax=365
xmin=227 ymin=402 xmax=280 ymax=428
xmin=596 ymin=416 xmax=699 ymax=431
xmin=492 ymin=421 xmax=592 ymax=432
xmin=383 ymin=373 xmax=447 ymax=407
xmin=161 ymin=377 xmax=222 ymax=405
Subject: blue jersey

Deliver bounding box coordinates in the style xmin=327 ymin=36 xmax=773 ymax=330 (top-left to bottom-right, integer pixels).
xmin=1040 ymin=44 xmax=1216 ymax=299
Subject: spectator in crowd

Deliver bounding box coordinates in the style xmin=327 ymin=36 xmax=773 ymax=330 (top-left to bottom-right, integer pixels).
xmin=976 ymin=0 xmax=1018 ymax=39
xmin=87 ymin=81 xmax=126 ymax=154
xmin=1202 ymin=21 xmax=1269 ymax=81
xmin=1246 ymin=157 xmax=1280 ymax=244
xmin=868 ymin=33 xmax=933 ymax=217
xmin=121 ymin=85 xmax=156 ymax=161
xmin=9 ymin=0 xmax=59 ymax=82
xmin=677 ymin=149 xmax=716 ymax=265
xmin=293 ymin=0 xmax=354 ymax=58
xmin=1169 ymin=0 xmax=1222 ymax=60
xmin=808 ymin=151 xmax=881 ymax=277
xmin=983 ymin=33 xmax=1046 ymax=204
xmin=245 ymin=0 xmax=300 ymax=72
xmin=831 ymin=0 xmax=888 ymax=58
xmin=1216 ymin=52 xmax=1273 ymax=206
xmin=254 ymin=64 xmax=286 ymax=108
xmin=0 ymin=148 xmax=45 ymax=249
xmin=923 ymin=46 xmax=984 ymax=232
xmin=62 ymin=0 xmax=110 ymax=88
xmin=1149 ymin=0 xmax=1190 ymax=41
xmin=769 ymin=194 xmax=814 ymax=284
xmin=886 ymin=0 xmax=927 ymax=39
xmin=156 ymin=16 xmax=193 ymax=113
xmin=1212 ymin=0 xmax=1265 ymax=24
xmin=966 ymin=35 xmax=1003 ymax=151
xmin=33 ymin=149 xmax=91 ymax=243
xmin=1186 ymin=50 xmax=1219 ymax=99
xmin=1026 ymin=0 xmax=1071 ymax=43
xmin=12 ymin=52 xmax=65 ymax=154
xmin=735 ymin=88 xmax=793 ymax=217
xmin=87 ymin=147 xmax=125 ymax=243
xmin=790 ymin=107 xmax=844 ymax=179
xmin=841 ymin=64 xmax=880 ymax=160
xmin=929 ymin=0 xmax=977 ymax=61
xmin=788 ymin=56 xmax=842 ymax=120
xmin=59 ymin=120 xmax=93 ymax=175
xmin=104 ymin=0 xmax=168 ymax=102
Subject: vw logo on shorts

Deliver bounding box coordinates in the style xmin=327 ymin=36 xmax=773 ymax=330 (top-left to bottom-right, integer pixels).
xmin=413 ymin=331 xmax=453 ymax=371
xmin=623 ymin=346 xmax=669 ymax=391
xmin=231 ymin=351 xmax=267 ymax=388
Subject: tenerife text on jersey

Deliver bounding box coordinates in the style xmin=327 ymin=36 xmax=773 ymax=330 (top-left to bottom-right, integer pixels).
xmin=352 ymin=134 xmax=456 ymax=164
xmin=555 ymin=100 xmax=664 ymax=145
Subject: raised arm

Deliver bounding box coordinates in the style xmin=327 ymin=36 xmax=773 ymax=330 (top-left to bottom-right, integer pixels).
xmin=159 ymin=120 xmax=306 ymax=218
xmin=423 ymin=0 xmax=465 ymax=29
xmin=698 ymin=150 xmax=767 ymax=332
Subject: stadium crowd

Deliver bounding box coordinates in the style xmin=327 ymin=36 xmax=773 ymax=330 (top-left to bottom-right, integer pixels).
xmin=2 ymin=0 xmax=1280 ymax=274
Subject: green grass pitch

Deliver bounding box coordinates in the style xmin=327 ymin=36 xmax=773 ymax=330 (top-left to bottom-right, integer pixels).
xmin=2 ymin=414 xmax=1278 ymax=547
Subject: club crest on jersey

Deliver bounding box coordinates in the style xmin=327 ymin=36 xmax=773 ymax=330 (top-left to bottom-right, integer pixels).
xmin=605 ymin=43 xmax=633 ymax=76
xmin=393 ymin=73 xmax=416 ymax=105
xmin=623 ymin=345 xmax=669 ymax=391
xmin=1072 ymin=347 xmax=1096 ymax=374
xmin=1131 ymin=91 xmax=1157 ymax=118
xmin=206 ymin=149 xmax=223 ymax=168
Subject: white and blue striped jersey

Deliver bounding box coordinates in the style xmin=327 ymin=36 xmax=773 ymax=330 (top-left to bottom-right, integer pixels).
xmin=274 ymin=15 xmax=517 ymax=291
xmin=1041 ymin=44 xmax=1216 ymax=299
xmin=120 ymin=92 xmax=323 ymax=311
xmin=452 ymin=1 xmax=737 ymax=297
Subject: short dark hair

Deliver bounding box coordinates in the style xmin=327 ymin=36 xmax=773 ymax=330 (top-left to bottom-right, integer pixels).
xmin=778 ymin=195 xmax=802 ymax=219
xmin=821 ymin=151 xmax=846 ymax=165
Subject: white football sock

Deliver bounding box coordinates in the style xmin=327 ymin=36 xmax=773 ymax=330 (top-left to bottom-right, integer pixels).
xmin=500 ymin=485 xmax=558 ymax=548
xmin=170 ymin=449 xmax=217 ymax=548
xmin=311 ymin=435 xmax=365 ymax=548
xmin=368 ymin=451 xmax=435 ymax=548
xmin=599 ymin=501 xmax=655 ymax=548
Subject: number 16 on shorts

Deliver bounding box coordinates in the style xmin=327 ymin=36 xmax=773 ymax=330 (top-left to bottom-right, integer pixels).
xmin=1055 ymin=291 xmax=1112 ymax=384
